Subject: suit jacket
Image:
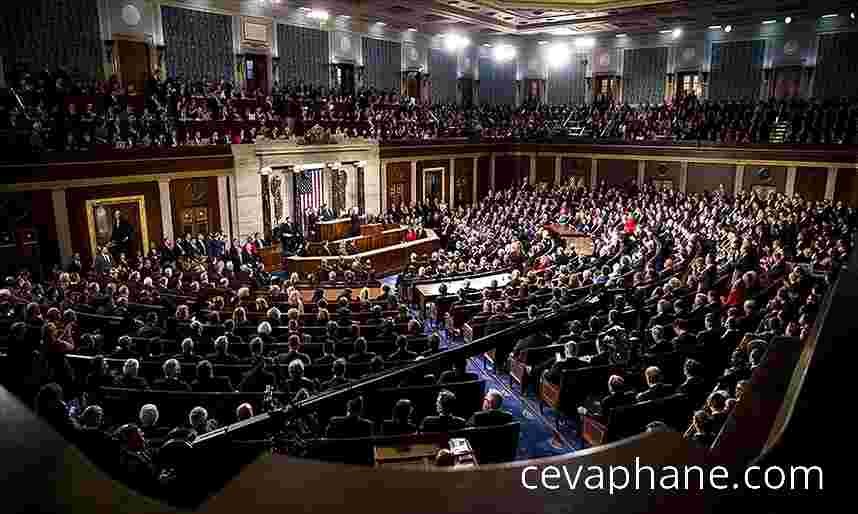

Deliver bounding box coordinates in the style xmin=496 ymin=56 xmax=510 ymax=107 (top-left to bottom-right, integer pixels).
xmin=204 ymin=352 xmax=239 ymax=365
xmin=94 ymin=254 xmax=113 ymax=275
xmin=636 ymin=383 xmax=675 ymax=402
xmin=277 ymin=351 xmax=312 ymax=366
xmin=545 ymin=357 xmax=588 ymax=385
xmin=191 ymin=376 xmax=234 ymax=392
xmin=151 ymin=377 xmax=191 ymax=392
xmin=381 ymin=420 xmax=418 ymax=436
xmin=387 ymin=349 xmax=418 ymax=362
xmin=326 ymin=415 xmax=374 ymax=438
xmin=600 ymin=391 xmax=635 ymax=413
xmin=672 ymin=332 xmax=698 ymax=351
xmin=677 ymin=376 xmax=709 ymax=400
xmin=348 ymin=351 xmax=377 ymax=364
xmin=420 ymin=414 xmax=467 ymax=433
xmin=438 ymin=371 xmax=480 ymax=384
xmin=110 ymin=220 xmax=134 ymax=247
xmin=466 ymin=408 xmax=513 ymax=427
xmin=322 ymin=376 xmax=352 ymax=390
xmin=587 ymin=351 xmax=612 ymax=366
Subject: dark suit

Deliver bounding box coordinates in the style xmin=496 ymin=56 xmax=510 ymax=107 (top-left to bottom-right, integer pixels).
xmin=672 ymin=332 xmax=698 ymax=352
xmin=438 ymin=371 xmax=479 ymax=384
xmin=381 ymin=420 xmax=418 ymax=436
xmin=466 ymin=409 xmax=513 ymax=427
xmin=387 ymin=349 xmax=418 ymax=362
xmin=191 ymin=376 xmax=234 ymax=392
xmin=238 ymin=368 xmax=277 ymax=392
xmin=151 ymin=377 xmax=191 ymax=391
xmin=587 ymin=352 xmax=612 ymax=366
xmin=599 ymin=391 xmax=634 ymax=413
xmin=284 ymin=376 xmax=316 ymax=395
xmin=204 ymin=352 xmax=239 ymax=365
xmin=277 ymin=351 xmax=312 ymax=366
xmin=646 ymin=340 xmax=674 ymax=354
xmin=420 ymin=414 xmax=466 ymax=433
xmin=636 ymin=383 xmax=675 ymax=402
xmin=677 ymin=376 xmax=709 ymax=401
xmin=348 ymin=351 xmax=377 ymax=364
xmin=110 ymin=219 xmax=134 ymax=257
xmin=322 ymin=376 xmax=352 ymax=390
xmin=113 ymin=376 xmax=149 ymax=389
xmin=326 ymin=415 xmax=374 ymax=438
xmin=545 ymin=357 xmax=588 ymax=385
xmin=94 ymin=254 xmax=113 ymax=275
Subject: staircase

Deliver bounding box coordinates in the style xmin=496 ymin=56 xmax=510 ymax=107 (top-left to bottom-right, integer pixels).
xmin=769 ymin=121 xmax=790 ymax=143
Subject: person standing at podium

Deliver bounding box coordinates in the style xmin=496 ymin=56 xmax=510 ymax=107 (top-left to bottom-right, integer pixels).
xmin=319 ymin=204 xmax=335 ymax=221
xmin=350 ymin=206 xmax=361 ymax=237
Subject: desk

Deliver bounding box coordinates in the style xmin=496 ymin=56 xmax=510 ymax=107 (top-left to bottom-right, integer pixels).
xmin=319 ymin=218 xmax=352 ymax=241
xmin=413 ymin=272 xmax=512 ymax=308
xmin=285 ymin=229 xmax=440 ymax=276
xmin=373 ymin=440 xmax=478 ymax=470
xmin=543 ymin=224 xmax=594 ymax=256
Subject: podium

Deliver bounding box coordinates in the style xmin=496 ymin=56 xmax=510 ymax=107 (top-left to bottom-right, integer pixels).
xmin=319 ymin=218 xmax=351 ymax=241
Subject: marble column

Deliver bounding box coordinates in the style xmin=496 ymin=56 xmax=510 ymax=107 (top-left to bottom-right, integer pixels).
xmin=346 ymin=165 xmax=358 ymax=210
xmin=785 ymin=167 xmax=797 ymax=197
xmin=529 ymin=154 xmax=537 ymax=185
xmin=285 ymin=171 xmax=295 ymax=222
xmin=232 ymin=145 xmax=262 ymax=239
xmin=449 ymin=158 xmax=456 ymax=209
xmin=825 ymin=167 xmax=838 ymax=201
xmin=472 ymin=157 xmax=478 ymax=205
xmin=590 ymin=158 xmax=598 ymax=188
xmin=379 ymin=161 xmax=387 ymax=213
xmin=679 ymin=161 xmax=688 ymax=193
xmin=734 ymin=165 xmax=745 ymax=195
xmin=322 ymin=167 xmax=333 ymax=208
xmin=554 ymin=155 xmax=562 ymax=185
xmin=637 ymin=161 xmax=645 ymax=188
xmin=158 ymin=178 xmax=174 ymax=241
xmin=217 ymin=175 xmax=230 ymax=238
xmin=410 ymin=161 xmax=418 ymax=204
xmin=51 ymin=189 xmax=73 ymax=266
xmin=489 ymin=154 xmax=496 ymax=191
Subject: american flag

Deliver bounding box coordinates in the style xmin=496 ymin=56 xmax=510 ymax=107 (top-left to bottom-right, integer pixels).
xmin=295 ymin=169 xmax=323 ymax=234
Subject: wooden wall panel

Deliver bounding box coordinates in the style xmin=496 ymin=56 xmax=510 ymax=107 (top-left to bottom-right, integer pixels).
xmin=535 ymin=156 xmax=554 ymax=183
xmin=686 ymin=163 xmax=735 ymax=194
xmin=644 ymin=161 xmax=682 ymax=188
xmin=417 ymin=160 xmax=448 ymax=204
xmin=835 ymin=170 xmax=858 ymax=207
xmin=598 ymin=159 xmax=637 ymax=187
xmin=477 ymin=157 xmax=491 ymax=198
xmin=561 ymin=157 xmax=590 ymax=185
xmin=385 ymin=162 xmax=411 ymax=209
xmin=454 ymin=158 xmax=474 ymax=207
xmin=170 ymin=177 xmax=222 ymax=237
xmin=743 ymin=165 xmax=787 ymax=194
xmin=66 ymin=182 xmax=162 ymax=268
xmin=795 ymin=167 xmax=827 ymax=202
xmin=494 ymin=155 xmax=529 ymax=190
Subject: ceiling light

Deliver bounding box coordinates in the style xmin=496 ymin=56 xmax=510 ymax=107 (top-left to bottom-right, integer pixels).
xmin=308 ymin=9 xmax=329 ymax=21
xmin=408 ymin=27 xmax=417 ymax=31
xmin=708 ymin=25 xmax=722 ymax=29
xmin=822 ymin=14 xmax=839 ymax=18
xmin=724 ymin=25 xmax=733 ymax=32
xmin=482 ymin=43 xmax=491 ymax=47
xmin=493 ymin=44 xmax=516 ymax=62
xmin=762 ymin=20 xmax=776 ymax=25
xmin=444 ymin=33 xmax=470 ymax=52
xmin=784 ymin=17 xmax=792 ymax=24
xmin=575 ymin=37 xmax=595 ymax=48
xmin=851 ymin=12 xmax=855 ymax=19
xmin=339 ymin=15 xmax=351 ymax=19
xmin=537 ymin=40 xmax=548 ymax=45
xmin=672 ymin=28 xmax=682 ymax=38
xmin=546 ymin=43 xmax=569 ymax=68
xmin=659 ymin=29 xmax=672 ymax=34
xmin=548 ymin=27 xmax=574 ymax=36
xmin=616 ymin=33 xmax=627 ymax=37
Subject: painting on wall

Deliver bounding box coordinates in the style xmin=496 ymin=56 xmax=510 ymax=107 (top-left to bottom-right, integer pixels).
xmin=86 ymin=195 xmax=149 ymax=260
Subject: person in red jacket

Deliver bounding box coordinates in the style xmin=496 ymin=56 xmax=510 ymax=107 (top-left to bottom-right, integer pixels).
xmin=624 ymin=214 xmax=638 ymax=235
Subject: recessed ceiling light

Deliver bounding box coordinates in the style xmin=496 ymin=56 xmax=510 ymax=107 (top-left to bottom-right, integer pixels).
xmin=784 ymin=17 xmax=792 ymax=24
xmin=482 ymin=43 xmax=491 ymax=47
xmin=672 ymin=28 xmax=682 ymax=38
xmin=615 ymin=33 xmax=627 ymax=37
xmin=762 ymin=20 xmax=776 ymax=25
xmin=822 ymin=13 xmax=839 ymax=18
xmin=708 ymin=25 xmax=722 ymax=29
xmin=659 ymin=29 xmax=672 ymax=34
xmin=408 ymin=27 xmax=417 ymax=31
xmin=724 ymin=25 xmax=733 ymax=32
xmin=537 ymin=40 xmax=548 ymax=45
xmin=852 ymin=12 xmax=855 ymax=19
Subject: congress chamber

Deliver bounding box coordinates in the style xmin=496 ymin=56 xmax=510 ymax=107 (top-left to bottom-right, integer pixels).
xmin=0 ymin=0 xmax=848 ymax=512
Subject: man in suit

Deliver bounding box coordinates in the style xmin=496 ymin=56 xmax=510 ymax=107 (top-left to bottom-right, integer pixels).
xmin=348 ymin=337 xmax=377 ymax=364
xmin=277 ymin=334 xmax=312 ymax=366
xmin=110 ymin=209 xmax=135 ymax=259
xmin=94 ymin=246 xmax=113 ymax=275
xmin=467 ymin=389 xmax=514 ymax=427
xmin=587 ymin=337 xmax=614 ymax=366
xmin=599 ymin=375 xmax=632 ymax=414
xmin=420 ymin=389 xmax=467 ymax=433
xmin=191 ymin=360 xmax=234 ymax=392
xmin=646 ymin=325 xmax=674 ymax=354
xmin=171 ymin=338 xmax=201 ymax=363
xmin=113 ymin=358 xmax=149 ymax=389
xmin=671 ymin=319 xmax=697 ymax=351
xmin=544 ymin=341 xmax=588 ymax=386
xmin=151 ymin=358 xmax=191 ymax=391
xmin=204 ymin=336 xmax=239 ymax=364
xmin=319 ymin=204 xmax=335 ymax=221
xmin=438 ymin=358 xmax=479 ymax=384
xmin=382 ymin=399 xmax=418 ymax=435
xmin=321 ymin=358 xmax=351 ymax=389
xmin=193 ymin=234 xmax=208 ymax=258
xmin=387 ymin=335 xmax=418 ymax=362
xmin=326 ymin=396 xmax=374 ymax=438
xmin=636 ymin=366 xmax=675 ymax=402
xmin=676 ymin=358 xmax=708 ymax=401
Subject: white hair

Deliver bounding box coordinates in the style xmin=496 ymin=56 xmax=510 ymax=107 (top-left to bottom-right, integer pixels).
xmin=485 ymin=389 xmax=504 ymax=409
xmin=123 ymin=358 xmax=140 ymax=376
xmin=257 ymin=321 xmax=272 ymax=336
xmin=142 ymin=277 xmax=153 ymax=287
xmin=162 ymin=358 xmax=180 ymax=377
xmin=139 ymin=404 xmax=159 ymax=426
xmin=189 ymin=406 xmax=208 ymax=427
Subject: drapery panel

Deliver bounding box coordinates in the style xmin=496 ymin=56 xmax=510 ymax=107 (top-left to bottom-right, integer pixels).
xmin=622 ymin=47 xmax=668 ymax=105
xmin=362 ymin=38 xmax=401 ymax=92
xmin=709 ymin=40 xmax=765 ymax=101
xmin=814 ymin=32 xmax=858 ymax=100
xmin=478 ymin=58 xmax=515 ymax=105
xmin=277 ymin=24 xmax=329 ymax=88
xmin=429 ymin=49 xmax=457 ymax=104
xmin=0 ymin=0 xmax=101 ymax=79
xmin=547 ymin=58 xmax=586 ymax=105
xmin=161 ymin=6 xmax=234 ymax=82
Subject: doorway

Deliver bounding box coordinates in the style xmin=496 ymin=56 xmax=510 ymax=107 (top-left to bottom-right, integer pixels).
xmin=772 ymin=66 xmax=802 ymax=99
xmin=334 ymin=63 xmax=355 ymax=95
xmin=676 ymin=72 xmax=702 ymax=100
xmin=593 ymin=75 xmax=617 ymax=103
xmin=245 ymin=54 xmax=269 ymax=95
xmin=115 ymin=40 xmax=150 ymax=96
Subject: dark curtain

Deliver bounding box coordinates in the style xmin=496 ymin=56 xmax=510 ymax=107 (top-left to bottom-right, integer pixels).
xmin=0 ymin=0 xmax=101 ymax=79
xmin=478 ymin=58 xmax=515 ymax=105
xmin=622 ymin=47 xmax=668 ymax=105
xmin=161 ymin=6 xmax=234 ymax=82
xmin=547 ymin=58 xmax=586 ymax=105
xmin=429 ymin=49 xmax=457 ymax=103
xmin=277 ymin=23 xmax=329 ymax=88
xmin=814 ymin=33 xmax=858 ymax=100
xmin=709 ymin=40 xmax=765 ymax=102
xmin=362 ymin=38 xmax=401 ymax=93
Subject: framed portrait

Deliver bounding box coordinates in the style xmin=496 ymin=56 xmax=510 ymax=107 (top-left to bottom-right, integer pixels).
xmin=86 ymin=195 xmax=149 ymax=259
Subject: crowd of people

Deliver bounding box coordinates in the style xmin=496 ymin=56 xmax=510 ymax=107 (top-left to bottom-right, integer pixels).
xmin=0 ymin=167 xmax=855 ymax=500
xmin=3 ymin=65 xmax=858 ymax=155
